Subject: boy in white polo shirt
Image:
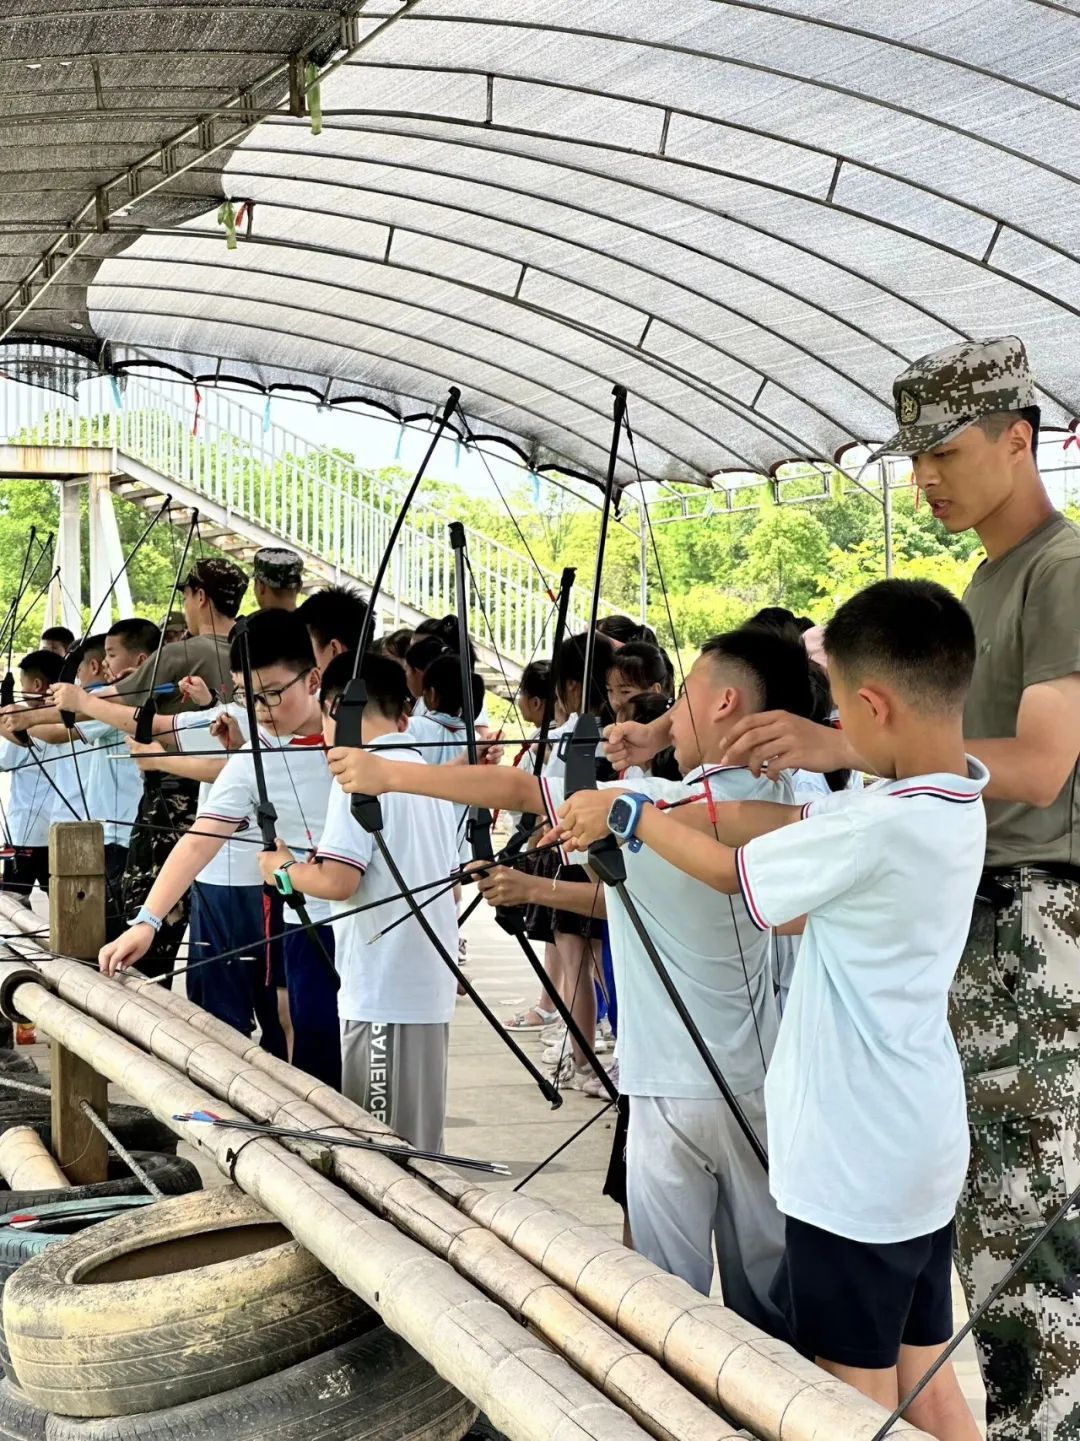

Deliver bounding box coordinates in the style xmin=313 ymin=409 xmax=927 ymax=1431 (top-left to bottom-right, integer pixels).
xmin=560 ymin=579 xmax=984 ymax=1441
xmin=327 ymin=626 xmax=822 ymax=1340
xmin=99 ymin=612 xmax=339 ymax=1088
xmin=266 ymin=653 xmax=459 ymax=1151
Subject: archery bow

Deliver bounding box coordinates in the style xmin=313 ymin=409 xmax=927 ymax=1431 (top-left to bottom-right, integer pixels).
xmin=450 ymin=527 xmax=616 ymax=1100
xmin=230 ymin=614 xmax=339 ymax=990
xmin=561 ymin=384 xmax=768 ymax=1170
xmin=333 ymin=387 xmax=561 ymax=1107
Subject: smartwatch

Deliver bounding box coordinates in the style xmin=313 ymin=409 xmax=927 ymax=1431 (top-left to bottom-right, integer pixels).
xmin=274 ymin=859 xmax=297 ymax=897
xmin=606 ymin=792 xmax=652 ymax=853
xmin=131 ymin=905 xmax=163 ymax=933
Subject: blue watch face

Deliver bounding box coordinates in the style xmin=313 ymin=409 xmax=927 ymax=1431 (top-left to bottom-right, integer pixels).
xmin=609 ymin=796 xmax=635 ymax=836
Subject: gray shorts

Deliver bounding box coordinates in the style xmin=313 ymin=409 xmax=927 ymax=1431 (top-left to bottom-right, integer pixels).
xmin=340 ymin=1019 xmax=450 ymax=1154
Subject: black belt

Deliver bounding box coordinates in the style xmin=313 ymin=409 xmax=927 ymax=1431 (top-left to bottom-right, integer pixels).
xmin=977 ymin=862 xmax=1080 ymax=911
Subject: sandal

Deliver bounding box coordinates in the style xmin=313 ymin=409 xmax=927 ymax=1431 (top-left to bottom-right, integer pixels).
xmin=503 ymin=1008 xmax=557 ymax=1031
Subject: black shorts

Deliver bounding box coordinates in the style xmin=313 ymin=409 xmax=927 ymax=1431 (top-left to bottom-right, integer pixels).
xmin=770 ymin=1216 xmax=954 ymax=1370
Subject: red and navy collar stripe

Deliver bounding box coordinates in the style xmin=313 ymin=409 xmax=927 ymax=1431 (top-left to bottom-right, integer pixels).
xmin=886 ymin=784 xmax=981 ymax=804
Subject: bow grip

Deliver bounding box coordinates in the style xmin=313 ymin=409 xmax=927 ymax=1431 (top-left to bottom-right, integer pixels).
xmin=336 ymin=676 xmax=384 ymax=833
xmin=561 ymin=713 xmax=626 ymax=887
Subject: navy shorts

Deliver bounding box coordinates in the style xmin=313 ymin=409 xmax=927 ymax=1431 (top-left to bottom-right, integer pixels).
xmin=770 ymin=1216 xmax=954 ymax=1369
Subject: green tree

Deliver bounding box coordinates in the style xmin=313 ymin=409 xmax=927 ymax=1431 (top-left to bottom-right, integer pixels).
xmin=737 ymin=507 xmax=831 ymax=613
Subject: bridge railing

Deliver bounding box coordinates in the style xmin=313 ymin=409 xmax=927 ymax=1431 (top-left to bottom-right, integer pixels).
xmin=0 ymin=375 xmax=608 ymax=667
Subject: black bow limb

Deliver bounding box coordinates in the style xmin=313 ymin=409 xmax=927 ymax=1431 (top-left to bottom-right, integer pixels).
xmin=450 ymin=528 xmax=617 ymax=1102
xmin=334 ymin=388 xmax=561 ymax=1108
xmin=231 ymin=615 xmax=340 ymax=991
xmin=563 ymin=384 xmax=768 ymax=1171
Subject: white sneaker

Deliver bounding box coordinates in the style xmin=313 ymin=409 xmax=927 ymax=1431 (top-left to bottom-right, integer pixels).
xmin=593 ymin=1033 xmax=613 ymax=1054
xmin=539 ymin=1021 xmax=567 ymax=1046
xmin=564 ymin=1062 xmax=605 ymax=1093
xmin=542 ymin=1041 xmax=571 ymax=1067
xmin=582 ymin=1059 xmax=619 ymax=1097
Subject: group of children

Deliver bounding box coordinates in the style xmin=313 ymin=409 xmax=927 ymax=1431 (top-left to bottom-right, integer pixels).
xmin=0 ymin=559 xmax=987 ymax=1437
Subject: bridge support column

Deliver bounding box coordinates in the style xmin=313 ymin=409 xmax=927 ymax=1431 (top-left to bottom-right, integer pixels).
xmin=88 ymin=474 xmax=132 ymax=625
xmin=57 ymin=480 xmax=83 ymax=635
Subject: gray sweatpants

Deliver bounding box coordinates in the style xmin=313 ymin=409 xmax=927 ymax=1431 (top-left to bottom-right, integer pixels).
xmin=340 ymin=1019 xmax=450 ymax=1153
xmin=626 ymin=1090 xmax=789 ymax=1341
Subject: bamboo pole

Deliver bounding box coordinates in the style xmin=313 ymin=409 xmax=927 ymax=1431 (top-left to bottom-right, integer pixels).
xmin=14 ymin=950 xmax=740 ymax=1441
xmin=0 ymin=956 xmax=668 ymax=1441
xmin=0 ymin=928 xmax=929 ymax=1441
xmin=0 ymin=1125 xmax=70 ymax=1191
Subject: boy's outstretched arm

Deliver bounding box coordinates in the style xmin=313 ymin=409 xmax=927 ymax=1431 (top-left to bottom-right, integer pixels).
xmin=98 ymin=819 xmax=237 ymax=975
xmin=328 ymin=747 xmax=541 ymax=814
xmin=257 ymin=840 xmax=358 ymax=903
xmin=659 ymin=796 xmax=806 ymax=844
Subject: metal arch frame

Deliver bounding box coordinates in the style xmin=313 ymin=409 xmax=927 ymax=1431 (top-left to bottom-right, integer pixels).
xmin=236 ymin=121 xmax=1079 ymax=415
xmin=387 ymin=10 xmax=1080 ymax=189
xmin=332 ymin=59 xmax=1080 ymax=272
xmin=61 ymin=251 xmax=847 ymax=465
xmin=82 ymin=288 xmax=779 ymax=477
xmin=0 ymin=0 xmax=418 ymax=340
xmin=85 ymin=299 xmax=687 ymax=482
xmin=5 ymin=211 xmax=876 ymax=440
xmin=149 ymin=139 xmax=1076 ymax=422
xmin=287 ymin=117 xmax=1080 ymax=328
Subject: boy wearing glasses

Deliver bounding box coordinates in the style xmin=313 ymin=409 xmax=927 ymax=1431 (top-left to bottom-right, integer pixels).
xmin=100 ymin=611 xmax=340 ymax=1087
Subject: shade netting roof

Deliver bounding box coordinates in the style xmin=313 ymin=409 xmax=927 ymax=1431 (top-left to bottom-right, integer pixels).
xmin=3 ymin=0 xmax=1080 ymax=486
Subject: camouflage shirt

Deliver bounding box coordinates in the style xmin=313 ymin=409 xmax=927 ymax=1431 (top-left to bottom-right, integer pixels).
xmin=964 ymin=513 xmax=1080 ymax=867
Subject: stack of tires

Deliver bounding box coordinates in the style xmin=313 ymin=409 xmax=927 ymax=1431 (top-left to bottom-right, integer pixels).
xmin=0 ymin=1187 xmax=482 ymax=1441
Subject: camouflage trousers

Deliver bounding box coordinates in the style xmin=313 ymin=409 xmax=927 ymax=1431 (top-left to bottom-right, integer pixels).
xmin=120 ymin=776 xmax=201 ymax=981
xmin=950 ymin=868 xmax=1080 ymax=1441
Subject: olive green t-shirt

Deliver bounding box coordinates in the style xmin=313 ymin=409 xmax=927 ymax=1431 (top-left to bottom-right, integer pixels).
xmin=963 ymin=513 xmax=1080 ymax=867
xmin=111 ymin=634 xmax=233 ymax=716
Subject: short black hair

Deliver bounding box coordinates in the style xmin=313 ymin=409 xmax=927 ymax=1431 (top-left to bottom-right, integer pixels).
xmin=520 ymin=659 xmax=552 ymax=705
xmin=618 ymin=692 xmax=681 ymax=781
xmin=107 ymin=618 xmax=161 ymax=655
xmin=296 ymin=585 xmax=369 ymax=652
xmin=76 ymin=633 xmax=107 ymax=666
xmin=824 ymin=579 xmax=975 ymax=712
xmin=976 ymin=405 xmax=1041 ymax=460
xmin=748 ymin=606 xmax=798 ymax=631
xmin=596 ymin=614 xmax=658 ymax=647
xmin=609 ymin=641 xmax=671 ymax=697
xmin=19 ymin=649 xmax=64 ymax=684
xmin=552 ymin=632 xmax=615 ymax=715
xmin=321 ymin=651 xmax=409 ymax=721
xmin=229 ymin=610 xmax=315 ymax=676
xmin=421 ymin=655 xmax=484 ymax=718
xmin=41 ymin=626 xmax=74 ymax=648
xmin=405 ymin=636 xmax=447 ymax=674
xmin=701 ymin=626 xmax=815 ymax=718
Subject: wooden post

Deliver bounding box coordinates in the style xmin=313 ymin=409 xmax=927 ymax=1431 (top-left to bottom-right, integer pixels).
xmin=48 ymin=822 xmax=108 ymax=1182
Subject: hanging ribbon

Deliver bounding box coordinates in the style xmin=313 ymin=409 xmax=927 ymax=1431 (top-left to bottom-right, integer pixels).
xmin=216 ymin=200 xmax=238 ymax=251
xmin=393 ymin=424 xmax=405 ymax=461
xmin=305 ymin=62 xmax=323 ymax=135
xmin=262 ymin=394 xmax=272 ymax=434
xmin=191 ymin=386 xmax=202 ymax=437
xmin=109 ymin=375 xmax=124 ymax=410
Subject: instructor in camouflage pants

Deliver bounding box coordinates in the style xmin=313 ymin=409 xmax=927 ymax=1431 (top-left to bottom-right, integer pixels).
xmin=872 ymin=338 xmax=1080 ymax=1440
xmin=718 ymin=336 xmax=1080 ymax=1438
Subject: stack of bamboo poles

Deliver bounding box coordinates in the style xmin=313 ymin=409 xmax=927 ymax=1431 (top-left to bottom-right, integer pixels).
xmin=0 ymin=896 xmax=929 ymax=1441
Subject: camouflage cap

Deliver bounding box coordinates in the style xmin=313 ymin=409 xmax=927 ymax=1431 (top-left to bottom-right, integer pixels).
xmin=183 ymin=556 xmax=249 ymax=613
xmin=253 ymin=546 xmax=304 ymax=589
xmin=867 ymin=336 xmax=1037 ymax=463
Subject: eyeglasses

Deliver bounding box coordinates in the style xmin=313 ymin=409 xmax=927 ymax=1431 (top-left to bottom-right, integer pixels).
xmin=233 ymin=669 xmax=312 ymax=709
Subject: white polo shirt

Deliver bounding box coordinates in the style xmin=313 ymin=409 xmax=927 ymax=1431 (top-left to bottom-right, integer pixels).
xmin=315 ymin=738 xmax=459 ymax=1024
xmin=539 ymin=765 xmax=784 ymax=1100
xmin=737 ymin=760 xmax=988 ymax=1243
xmin=79 ymin=720 xmax=143 ymax=847
xmin=200 ymin=729 xmax=333 ymax=923
xmin=172 ymin=707 xmax=263 ymax=889
xmin=0 ymin=737 xmax=55 ymax=847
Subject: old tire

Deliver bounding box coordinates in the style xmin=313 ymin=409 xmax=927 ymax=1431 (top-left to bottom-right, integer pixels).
xmin=0 ymin=1380 xmax=45 ymax=1441
xmin=0 ymin=1080 xmax=176 ymax=1157
xmin=0 ymin=1200 xmax=161 ymax=1386
xmin=0 ymin=1153 xmax=200 ymax=1216
xmin=0 ymin=1055 xmax=37 ymax=1078
xmin=43 ymin=1326 xmax=477 ymax=1441
xmin=4 ymin=1187 xmax=373 ymax=1417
